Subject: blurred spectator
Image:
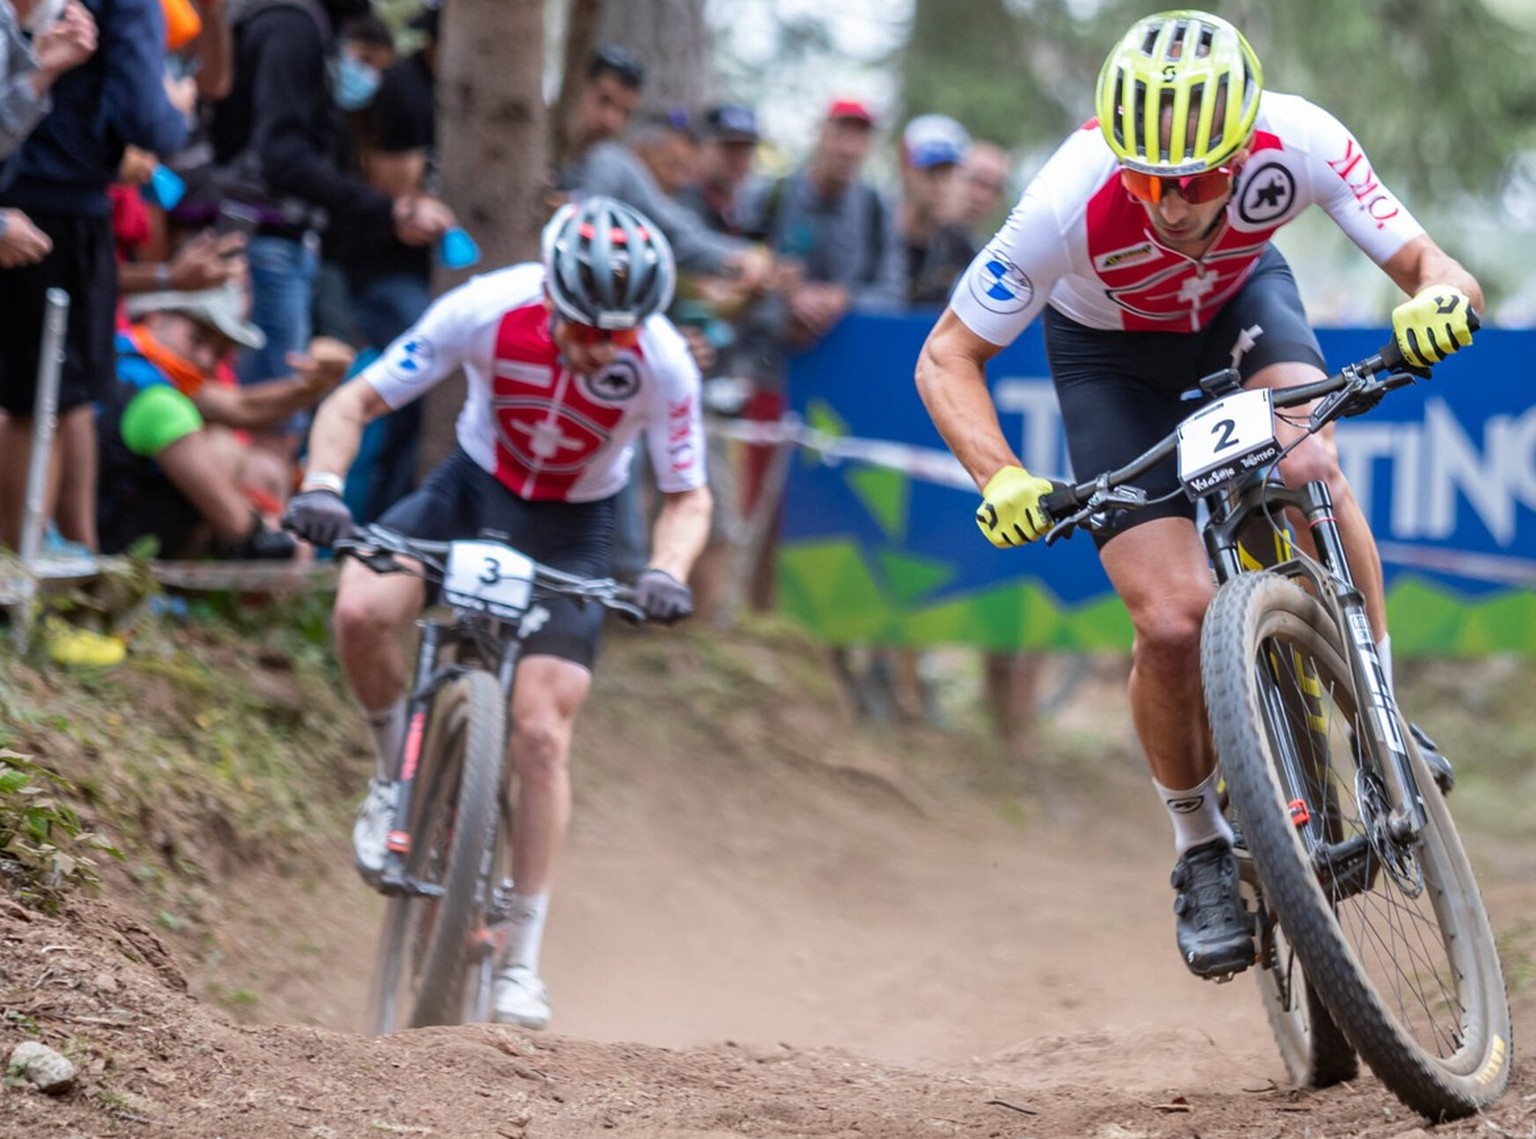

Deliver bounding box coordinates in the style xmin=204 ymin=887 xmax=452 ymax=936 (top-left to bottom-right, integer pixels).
xmin=961 ymin=138 xmax=1012 ymax=237
xmin=97 ymin=283 xmax=351 ymax=557
xmin=672 ymin=100 xmax=770 ymax=623
xmin=557 ymin=45 xmax=770 ymax=291
xmin=332 ymin=0 xmax=440 ymax=521
xmin=1 ymin=0 xmax=96 ymax=160
xmin=898 ymin=113 xmax=975 ymax=306
xmin=735 ymin=96 xmax=903 ymax=608
xmin=114 ymin=143 xmax=248 ymax=297
xmin=558 ymin=45 xmax=771 ymax=581
xmin=0 ymin=0 xmax=185 ymax=554
xmin=630 ymin=107 xmax=699 ymax=199
xmin=675 ymin=102 xmax=761 ymax=236
xmin=311 ymin=9 xmax=395 ymax=344
xmin=209 ymin=0 xmax=452 ymax=459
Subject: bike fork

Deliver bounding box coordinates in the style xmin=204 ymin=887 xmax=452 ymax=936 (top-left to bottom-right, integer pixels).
xmin=1301 ymin=481 xmax=1427 ymax=841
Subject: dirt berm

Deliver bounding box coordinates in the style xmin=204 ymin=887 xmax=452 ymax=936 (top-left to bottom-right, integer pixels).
xmin=1 ymin=607 xmax=1532 ymax=1137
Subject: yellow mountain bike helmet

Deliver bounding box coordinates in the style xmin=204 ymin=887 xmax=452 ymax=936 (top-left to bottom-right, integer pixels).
xmin=1095 ymin=10 xmax=1262 ymax=175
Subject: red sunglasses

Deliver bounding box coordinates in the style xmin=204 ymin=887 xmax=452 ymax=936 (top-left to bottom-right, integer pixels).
xmin=1120 ymin=163 xmax=1239 ymax=206
xmin=564 ymin=321 xmax=640 ymax=349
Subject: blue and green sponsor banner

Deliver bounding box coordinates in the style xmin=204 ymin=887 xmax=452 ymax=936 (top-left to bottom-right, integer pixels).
xmin=779 ymin=312 xmax=1536 ymax=655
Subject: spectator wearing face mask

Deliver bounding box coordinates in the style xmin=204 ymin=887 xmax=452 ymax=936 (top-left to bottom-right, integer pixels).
xmin=208 ymin=0 xmax=453 ymax=463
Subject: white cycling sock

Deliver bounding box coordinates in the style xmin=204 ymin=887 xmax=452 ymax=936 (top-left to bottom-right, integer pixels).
xmin=362 ymin=699 xmax=407 ymax=779
xmin=1155 ymin=770 xmax=1236 ymax=855
xmin=502 ymin=892 xmax=550 ymax=975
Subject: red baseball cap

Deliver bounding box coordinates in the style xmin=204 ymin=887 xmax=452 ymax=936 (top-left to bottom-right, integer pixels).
xmin=826 ymin=98 xmax=875 ymax=127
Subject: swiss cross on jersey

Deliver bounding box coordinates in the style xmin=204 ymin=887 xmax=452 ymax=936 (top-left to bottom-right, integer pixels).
xmin=489 ymin=305 xmax=644 ymax=500
xmin=1085 ymin=132 xmax=1294 ymax=331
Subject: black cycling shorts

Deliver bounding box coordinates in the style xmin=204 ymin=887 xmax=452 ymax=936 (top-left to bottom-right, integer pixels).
xmin=1043 ymin=245 xmax=1324 ymax=545
xmin=0 ymin=212 xmax=117 ymax=416
xmin=377 ymin=448 xmax=617 ymax=669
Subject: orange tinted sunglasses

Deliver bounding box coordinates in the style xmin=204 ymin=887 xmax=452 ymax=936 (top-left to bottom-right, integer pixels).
xmin=566 ymin=322 xmax=640 ymax=349
xmin=1120 ymin=163 xmax=1238 ymax=206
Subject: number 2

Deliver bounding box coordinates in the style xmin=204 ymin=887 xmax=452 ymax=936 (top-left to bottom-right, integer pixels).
xmin=1211 ymin=418 xmax=1237 ymax=452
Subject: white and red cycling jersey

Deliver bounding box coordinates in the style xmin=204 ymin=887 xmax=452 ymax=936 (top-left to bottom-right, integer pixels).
xmin=952 ymin=92 xmax=1427 ymax=344
xmin=362 ymin=263 xmax=707 ymax=503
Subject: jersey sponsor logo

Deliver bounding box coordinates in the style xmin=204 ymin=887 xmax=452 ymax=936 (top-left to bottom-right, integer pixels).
xmin=1326 ymin=136 xmax=1402 ymax=229
xmin=968 ymin=251 xmax=1034 ymax=315
xmin=1094 ymin=241 xmax=1157 ymax=272
xmin=666 ymin=395 xmax=697 ymax=474
xmin=494 ymin=359 xmax=557 ymax=389
xmin=580 ymin=359 xmax=641 ymax=403
xmin=382 ymin=333 xmax=435 ymax=385
xmin=1237 ymin=162 xmax=1296 ymax=226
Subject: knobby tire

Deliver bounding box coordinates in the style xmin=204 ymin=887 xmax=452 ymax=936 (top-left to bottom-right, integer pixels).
xmin=368 ymin=670 xmax=506 ymax=1031
xmin=1202 ymin=572 xmax=1512 ymax=1120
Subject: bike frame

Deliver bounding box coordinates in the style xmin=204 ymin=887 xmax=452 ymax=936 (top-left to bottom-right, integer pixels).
xmin=377 ymin=601 xmax=550 ymax=899
xmin=1203 ymin=476 xmax=1429 ymax=846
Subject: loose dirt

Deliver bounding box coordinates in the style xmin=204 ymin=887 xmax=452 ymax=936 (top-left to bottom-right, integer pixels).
xmin=2 ymin=634 xmax=1532 ymax=1137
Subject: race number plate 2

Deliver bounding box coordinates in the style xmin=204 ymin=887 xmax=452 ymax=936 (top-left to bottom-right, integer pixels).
xmin=1176 ymin=387 xmax=1280 ymax=499
xmin=442 ymin=540 xmax=536 ymax=618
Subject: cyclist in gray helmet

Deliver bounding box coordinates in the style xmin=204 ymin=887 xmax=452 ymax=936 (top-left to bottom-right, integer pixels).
xmin=285 ymin=196 xmax=712 ymax=1032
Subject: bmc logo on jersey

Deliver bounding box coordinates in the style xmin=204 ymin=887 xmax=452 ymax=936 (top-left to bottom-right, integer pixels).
xmin=381 ymin=333 xmax=435 ymax=385
xmin=968 ymin=251 xmax=1034 ymax=315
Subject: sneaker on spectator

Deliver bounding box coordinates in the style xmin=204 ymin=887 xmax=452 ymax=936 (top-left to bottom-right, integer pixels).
xmin=491 ymin=964 xmax=550 ymax=1030
xmin=43 ymin=617 xmax=126 ymax=669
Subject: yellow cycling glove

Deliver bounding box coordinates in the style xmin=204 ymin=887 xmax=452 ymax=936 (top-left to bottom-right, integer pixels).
xmin=1391 ymin=285 xmax=1475 ymax=369
xmin=976 ymin=466 xmax=1057 ymax=548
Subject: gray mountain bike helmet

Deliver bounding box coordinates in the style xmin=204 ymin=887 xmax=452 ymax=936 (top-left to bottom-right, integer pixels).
xmin=541 ymin=196 xmax=677 ymax=330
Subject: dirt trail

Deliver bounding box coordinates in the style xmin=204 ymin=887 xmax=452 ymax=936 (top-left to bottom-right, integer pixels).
xmin=3 ymin=642 xmax=1533 ymax=1137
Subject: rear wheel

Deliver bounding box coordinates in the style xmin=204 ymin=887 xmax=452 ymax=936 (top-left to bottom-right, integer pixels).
xmin=367 ymin=670 xmax=506 ymax=1031
xmin=1203 ymin=572 xmax=1511 ymax=1120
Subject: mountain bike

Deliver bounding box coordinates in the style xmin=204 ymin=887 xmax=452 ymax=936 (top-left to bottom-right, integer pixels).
xmin=1037 ymin=339 xmax=1512 ymax=1120
xmin=332 ymin=523 xmax=643 ymax=1034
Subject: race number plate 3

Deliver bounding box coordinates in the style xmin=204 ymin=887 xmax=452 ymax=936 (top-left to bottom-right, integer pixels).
xmin=1176 ymin=387 xmax=1280 ymax=499
xmin=442 ymin=540 xmax=536 ymax=619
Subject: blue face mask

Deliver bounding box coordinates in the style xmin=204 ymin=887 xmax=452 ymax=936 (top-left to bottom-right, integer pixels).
xmin=333 ymin=53 xmax=382 ymax=111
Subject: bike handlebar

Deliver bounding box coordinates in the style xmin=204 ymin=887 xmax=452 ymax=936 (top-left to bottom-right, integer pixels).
xmin=1038 ymin=336 xmax=1447 ymax=538
xmin=333 ymin=522 xmax=646 ymax=620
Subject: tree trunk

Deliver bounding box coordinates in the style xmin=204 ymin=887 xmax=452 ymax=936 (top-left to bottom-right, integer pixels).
xmin=419 ymin=0 xmax=546 ymax=478
xmin=550 ymin=0 xmax=601 ymax=171
xmin=598 ymin=0 xmax=708 ymax=114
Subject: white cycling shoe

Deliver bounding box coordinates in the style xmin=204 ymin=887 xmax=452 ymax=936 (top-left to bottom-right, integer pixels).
xmin=352 ymin=778 xmax=398 ymax=886
xmin=491 ymin=965 xmax=551 ymax=1030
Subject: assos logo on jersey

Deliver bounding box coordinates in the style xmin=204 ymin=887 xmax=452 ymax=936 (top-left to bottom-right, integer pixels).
xmin=968 ymin=251 xmax=1033 ymax=315
xmin=580 ymin=359 xmax=641 ymax=403
xmin=383 ymin=334 xmax=435 ymax=385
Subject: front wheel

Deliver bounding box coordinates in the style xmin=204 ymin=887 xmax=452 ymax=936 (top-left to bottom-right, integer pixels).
xmin=1202 ymin=572 xmax=1512 ymax=1120
xmin=367 ymin=670 xmax=506 ymax=1032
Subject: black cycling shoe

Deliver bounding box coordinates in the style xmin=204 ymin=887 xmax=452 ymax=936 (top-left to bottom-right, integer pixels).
xmin=1171 ymin=839 xmax=1256 ymax=980
xmin=1408 ymin=722 xmax=1455 ymax=796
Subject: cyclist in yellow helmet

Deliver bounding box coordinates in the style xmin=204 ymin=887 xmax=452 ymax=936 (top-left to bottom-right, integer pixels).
xmin=916 ymin=9 xmax=1478 ymax=979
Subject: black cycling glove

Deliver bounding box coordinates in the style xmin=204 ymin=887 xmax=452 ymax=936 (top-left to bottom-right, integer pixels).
xmin=634 ymin=567 xmax=694 ymax=624
xmin=282 ymin=488 xmax=354 ymax=548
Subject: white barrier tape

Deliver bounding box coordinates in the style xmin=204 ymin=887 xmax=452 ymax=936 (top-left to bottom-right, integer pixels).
xmin=706 ymin=415 xmax=974 ymax=491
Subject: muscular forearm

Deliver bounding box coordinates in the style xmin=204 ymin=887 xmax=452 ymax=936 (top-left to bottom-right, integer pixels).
xmin=647 ymin=486 xmax=712 ymax=580
xmin=302 ymin=380 xmax=385 ymax=482
xmin=915 ymin=332 xmax=1018 ymax=490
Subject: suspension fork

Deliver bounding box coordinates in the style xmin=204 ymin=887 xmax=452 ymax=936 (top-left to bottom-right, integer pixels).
xmin=1300 ymin=480 xmax=1426 ymax=840
xmin=379 ymin=620 xmax=451 ymax=896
